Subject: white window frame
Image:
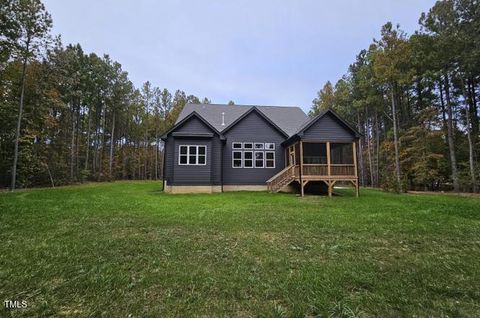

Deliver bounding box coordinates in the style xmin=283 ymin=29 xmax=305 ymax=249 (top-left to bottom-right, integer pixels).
xmin=254 ymin=151 xmax=264 ymax=168
xmin=265 ymin=143 xmax=275 ymax=150
xmin=232 ymin=142 xmax=243 ymax=149
xmin=243 ymin=151 xmax=254 ymax=168
xmin=178 ymin=145 xmax=207 ymax=166
xmin=265 ymin=151 xmax=275 ymax=168
xmin=254 ymin=142 xmax=264 ymax=150
xmin=232 ymin=151 xmax=243 ymax=168
xmin=243 ymin=142 xmax=253 ymax=149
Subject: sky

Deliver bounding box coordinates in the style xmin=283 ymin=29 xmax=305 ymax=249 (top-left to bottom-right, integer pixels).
xmin=43 ymin=0 xmax=437 ymax=112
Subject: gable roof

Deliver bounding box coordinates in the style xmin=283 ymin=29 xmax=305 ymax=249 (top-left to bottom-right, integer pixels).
xmin=221 ymin=106 xmax=290 ymax=137
xmin=176 ymin=103 xmax=309 ymax=137
xmin=161 ymin=111 xmax=223 ymax=140
xmin=292 ymin=108 xmax=361 ymax=138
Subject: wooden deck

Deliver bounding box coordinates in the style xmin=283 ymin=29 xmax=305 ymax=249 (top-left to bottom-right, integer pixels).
xmin=267 ymin=141 xmax=359 ymax=196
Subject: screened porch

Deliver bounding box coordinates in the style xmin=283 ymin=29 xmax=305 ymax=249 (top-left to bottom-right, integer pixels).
xmin=287 ymin=141 xmax=357 ymax=178
xmin=266 ymin=140 xmax=359 ymax=196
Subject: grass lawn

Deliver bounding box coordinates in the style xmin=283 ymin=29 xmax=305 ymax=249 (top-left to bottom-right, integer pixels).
xmin=1 ymin=181 xmax=479 ymax=317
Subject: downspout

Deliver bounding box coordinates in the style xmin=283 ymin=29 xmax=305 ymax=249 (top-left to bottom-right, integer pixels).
xmin=221 ymin=138 xmax=225 ymax=192
xmin=162 ymin=139 xmax=167 ymax=191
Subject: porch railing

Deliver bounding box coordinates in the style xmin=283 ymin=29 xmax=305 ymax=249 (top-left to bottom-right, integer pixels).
xmin=301 ymin=164 xmax=355 ymax=177
xmin=266 ymin=165 xmax=296 ymax=192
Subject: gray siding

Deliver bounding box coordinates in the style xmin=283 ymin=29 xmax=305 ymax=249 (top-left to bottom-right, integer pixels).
xmin=173 ymin=139 xmax=212 ymax=185
xmin=211 ymin=137 xmax=223 ymax=185
xmin=176 ymin=116 xmax=214 ymax=134
xmin=165 ymin=115 xmax=222 ymax=186
xmin=302 ymin=112 xmax=355 ymax=142
xmin=165 ymin=135 xmax=175 ymax=184
xmin=223 ymin=111 xmax=286 ymax=185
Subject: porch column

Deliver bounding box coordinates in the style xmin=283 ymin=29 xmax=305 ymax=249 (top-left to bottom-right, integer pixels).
xmin=300 ymin=141 xmax=304 ymax=197
xmin=326 ymin=141 xmax=331 ymax=176
xmin=353 ymin=141 xmax=359 ymax=197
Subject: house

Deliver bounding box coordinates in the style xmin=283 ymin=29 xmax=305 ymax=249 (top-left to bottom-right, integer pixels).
xmin=161 ymin=103 xmax=361 ymax=196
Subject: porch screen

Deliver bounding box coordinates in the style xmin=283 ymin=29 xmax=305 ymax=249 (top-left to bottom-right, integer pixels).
xmin=303 ymin=143 xmax=327 ymax=164
xmin=330 ymin=143 xmax=353 ymax=164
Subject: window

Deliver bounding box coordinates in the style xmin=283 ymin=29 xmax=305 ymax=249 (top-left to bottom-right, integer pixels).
xmin=255 ymin=151 xmax=264 ymax=168
xmin=179 ymin=146 xmax=188 ymax=164
xmin=265 ymin=143 xmax=275 ymax=150
xmin=179 ymin=145 xmax=207 ymax=165
xmin=243 ymin=142 xmax=253 ymax=149
xmin=244 ymin=151 xmax=253 ymax=168
xmin=254 ymin=143 xmax=264 ymax=150
xmin=232 ymin=151 xmax=242 ymax=168
xmin=265 ymin=151 xmax=275 ymax=168
xmin=198 ymin=146 xmax=206 ymax=164
xmin=231 ymin=142 xmax=275 ymax=168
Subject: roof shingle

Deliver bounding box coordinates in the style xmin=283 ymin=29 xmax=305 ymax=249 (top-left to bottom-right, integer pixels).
xmin=176 ymin=103 xmax=309 ymax=136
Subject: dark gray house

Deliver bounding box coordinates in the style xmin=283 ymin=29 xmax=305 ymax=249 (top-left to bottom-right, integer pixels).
xmin=161 ymin=103 xmax=360 ymax=196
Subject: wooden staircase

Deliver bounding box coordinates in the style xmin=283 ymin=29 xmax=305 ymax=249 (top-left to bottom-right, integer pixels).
xmin=266 ymin=165 xmax=296 ymax=192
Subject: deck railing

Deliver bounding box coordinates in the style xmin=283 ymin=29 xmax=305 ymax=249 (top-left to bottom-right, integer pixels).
xmin=266 ymin=165 xmax=296 ymax=192
xmin=331 ymin=164 xmax=355 ymax=176
xmin=301 ymin=164 xmax=355 ymax=177
xmin=303 ymin=164 xmax=328 ymax=176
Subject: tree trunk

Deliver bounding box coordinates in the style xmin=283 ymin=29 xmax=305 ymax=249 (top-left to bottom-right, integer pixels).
xmin=47 ymin=163 xmax=55 ymax=188
xmin=465 ymin=104 xmax=477 ymax=192
xmin=374 ymin=110 xmax=380 ymax=187
xmin=70 ymin=102 xmax=76 ymax=182
xmin=443 ymin=74 xmax=459 ymax=192
xmin=391 ymin=86 xmax=401 ymax=191
xmin=439 ymin=82 xmax=448 ymax=136
xmin=99 ymin=103 xmax=106 ymax=180
xmin=109 ymin=110 xmax=116 ymax=180
xmin=366 ymin=112 xmax=374 ymax=187
xmin=468 ymin=78 xmax=478 ymax=139
xmin=155 ymin=127 xmax=159 ymax=180
xmin=460 ymin=78 xmax=477 ymax=192
xmin=11 ymin=42 xmax=29 ymax=191
xmin=75 ymin=101 xmax=81 ymax=178
xmin=84 ymin=108 xmax=91 ymax=171
xmin=357 ymin=113 xmax=365 ymax=187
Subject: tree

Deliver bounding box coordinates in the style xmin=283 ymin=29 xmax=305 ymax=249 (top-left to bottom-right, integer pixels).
xmin=309 ymin=81 xmax=335 ymax=117
xmin=420 ymin=0 xmax=462 ymax=192
xmin=0 ymin=0 xmax=20 ymax=78
xmin=372 ymin=22 xmax=413 ymax=191
xmin=10 ymin=0 xmax=52 ymax=190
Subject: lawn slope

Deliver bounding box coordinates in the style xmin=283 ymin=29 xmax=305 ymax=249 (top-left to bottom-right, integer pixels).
xmin=1 ymin=182 xmax=479 ymax=317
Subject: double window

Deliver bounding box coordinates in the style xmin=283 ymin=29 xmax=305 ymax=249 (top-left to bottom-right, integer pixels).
xmin=232 ymin=142 xmax=275 ymax=168
xmin=179 ymin=145 xmax=207 ymax=165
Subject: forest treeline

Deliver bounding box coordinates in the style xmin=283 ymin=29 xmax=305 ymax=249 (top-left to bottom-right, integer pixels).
xmin=310 ymin=0 xmax=479 ymax=192
xmin=0 ymin=0 xmax=212 ymax=189
xmin=1 ymin=0 xmax=479 ymax=192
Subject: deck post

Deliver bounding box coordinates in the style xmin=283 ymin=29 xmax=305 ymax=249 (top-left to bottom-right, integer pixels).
xmin=353 ymin=141 xmax=359 ymax=197
xmin=327 ymin=180 xmax=332 ymax=197
xmin=326 ymin=141 xmax=331 ymax=176
xmin=300 ymin=141 xmax=304 ymax=197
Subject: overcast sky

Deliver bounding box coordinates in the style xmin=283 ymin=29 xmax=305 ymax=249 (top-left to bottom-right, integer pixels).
xmin=43 ymin=0 xmax=437 ymax=112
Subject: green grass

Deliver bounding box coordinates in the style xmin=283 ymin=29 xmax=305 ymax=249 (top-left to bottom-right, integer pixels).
xmin=1 ymin=181 xmax=479 ymax=317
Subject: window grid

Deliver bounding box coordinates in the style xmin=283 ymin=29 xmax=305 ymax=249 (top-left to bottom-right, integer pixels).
xmin=178 ymin=145 xmax=207 ymax=166
xmin=231 ymin=142 xmax=275 ymax=168
xmin=265 ymin=151 xmax=275 ymax=168
xmin=232 ymin=151 xmax=242 ymax=168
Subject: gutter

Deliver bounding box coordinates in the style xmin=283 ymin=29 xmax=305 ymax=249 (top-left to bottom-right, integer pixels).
xmin=162 ymin=140 xmax=167 ymax=191
xmin=220 ymin=138 xmax=225 ymax=192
